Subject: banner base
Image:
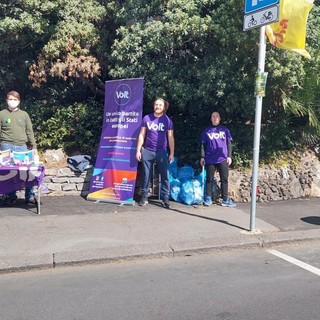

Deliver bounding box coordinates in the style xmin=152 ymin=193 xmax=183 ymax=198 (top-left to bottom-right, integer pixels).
xmin=86 ymin=196 xmax=136 ymax=206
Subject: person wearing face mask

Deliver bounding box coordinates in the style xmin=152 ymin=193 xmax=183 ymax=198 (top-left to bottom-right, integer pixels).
xmin=0 ymin=90 xmax=38 ymax=206
xmin=200 ymin=111 xmax=236 ymax=208
xmin=136 ymin=98 xmax=174 ymax=208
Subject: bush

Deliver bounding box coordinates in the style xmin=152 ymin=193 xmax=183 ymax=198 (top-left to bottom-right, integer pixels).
xmin=26 ymin=99 xmax=103 ymax=156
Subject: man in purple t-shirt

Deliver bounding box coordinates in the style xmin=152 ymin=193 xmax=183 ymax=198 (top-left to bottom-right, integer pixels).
xmin=200 ymin=111 xmax=236 ymax=208
xmin=136 ymin=98 xmax=174 ymax=208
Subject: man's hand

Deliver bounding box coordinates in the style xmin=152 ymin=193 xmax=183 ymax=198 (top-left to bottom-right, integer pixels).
xmin=227 ymin=157 xmax=232 ymax=166
xmin=136 ymin=151 xmax=142 ymax=162
xmin=200 ymin=157 xmax=205 ymax=167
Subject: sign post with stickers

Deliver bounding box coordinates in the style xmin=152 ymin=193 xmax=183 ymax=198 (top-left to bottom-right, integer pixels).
xmin=243 ymin=0 xmax=279 ymax=231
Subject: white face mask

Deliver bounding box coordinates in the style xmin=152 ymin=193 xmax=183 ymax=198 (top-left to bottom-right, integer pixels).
xmin=7 ymin=100 xmax=20 ymax=109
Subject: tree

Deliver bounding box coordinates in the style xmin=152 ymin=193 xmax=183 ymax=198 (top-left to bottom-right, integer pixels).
xmin=0 ymin=0 xmax=319 ymax=162
xmin=0 ymin=0 xmax=107 ymax=99
xmin=281 ymin=4 xmax=320 ymax=146
xmin=110 ymin=0 xmax=320 ymax=165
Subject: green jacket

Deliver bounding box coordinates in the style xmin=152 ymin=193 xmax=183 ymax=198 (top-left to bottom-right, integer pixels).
xmin=0 ymin=108 xmax=37 ymax=149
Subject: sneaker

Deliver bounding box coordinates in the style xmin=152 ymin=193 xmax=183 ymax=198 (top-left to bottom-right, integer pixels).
xmin=138 ymin=196 xmax=148 ymax=206
xmin=162 ymin=196 xmax=171 ymax=209
xmin=221 ymin=198 xmax=236 ymax=208
xmin=203 ymin=196 xmax=212 ymax=207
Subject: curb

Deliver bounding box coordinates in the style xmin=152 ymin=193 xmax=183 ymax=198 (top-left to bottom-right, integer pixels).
xmin=1 ymin=229 xmax=320 ymax=274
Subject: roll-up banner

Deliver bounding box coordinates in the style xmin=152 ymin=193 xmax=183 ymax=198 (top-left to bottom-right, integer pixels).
xmin=87 ymin=78 xmax=144 ymax=204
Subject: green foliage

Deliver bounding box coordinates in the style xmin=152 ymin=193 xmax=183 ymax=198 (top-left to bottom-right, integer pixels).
xmin=111 ymin=0 xmax=256 ymax=111
xmin=26 ymin=99 xmax=103 ymax=155
xmin=0 ymin=1 xmax=56 ymax=92
xmin=0 ymin=0 xmax=319 ymax=167
xmin=109 ymin=0 xmax=320 ymax=166
xmin=0 ymin=0 xmax=107 ymax=93
xmin=272 ymin=5 xmax=320 ymax=148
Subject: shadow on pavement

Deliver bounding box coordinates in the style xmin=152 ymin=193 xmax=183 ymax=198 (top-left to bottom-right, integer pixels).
xmin=148 ymin=199 xmax=248 ymax=232
xmin=301 ymin=216 xmax=320 ymax=226
xmin=0 ymin=198 xmax=38 ymax=214
xmin=171 ymin=208 xmax=248 ymax=231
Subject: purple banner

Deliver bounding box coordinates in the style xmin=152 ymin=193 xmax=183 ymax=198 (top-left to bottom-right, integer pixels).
xmin=0 ymin=165 xmax=45 ymax=195
xmin=87 ymin=78 xmax=144 ymax=204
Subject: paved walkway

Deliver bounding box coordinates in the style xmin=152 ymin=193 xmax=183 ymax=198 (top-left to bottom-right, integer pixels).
xmin=0 ymin=196 xmax=319 ymax=273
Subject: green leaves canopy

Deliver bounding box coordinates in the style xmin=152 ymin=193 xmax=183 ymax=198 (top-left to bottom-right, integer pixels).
xmin=0 ymin=0 xmax=105 ymax=94
xmin=0 ymin=0 xmax=319 ymax=163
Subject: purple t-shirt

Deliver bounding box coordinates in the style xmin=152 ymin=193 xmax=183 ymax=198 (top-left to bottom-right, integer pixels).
xmin=200 ymin=125 xmax=233 ymax=164
xmin=142 ymin=113 xmax=174 ymax=152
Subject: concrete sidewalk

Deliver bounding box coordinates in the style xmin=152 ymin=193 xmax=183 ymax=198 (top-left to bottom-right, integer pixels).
xmin=0 ymin=196 xmax=319 ymax=273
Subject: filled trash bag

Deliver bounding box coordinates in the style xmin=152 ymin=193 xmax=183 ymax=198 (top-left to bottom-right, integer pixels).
xmin=180 ymin=179 xmax=203 ymax=205
xmin=170 ymin=178 xmax=182 ymax=202
xmin=177 ymin=165 xmax=195 ymax=182
xmin=194 ymin=169 xmax=206 ymax=186
xmin=168 ymin=157 xmax=178 ymax=179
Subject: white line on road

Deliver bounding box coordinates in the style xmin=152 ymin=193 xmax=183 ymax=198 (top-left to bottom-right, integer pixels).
xmin=267 ymin=249 xmax=320 ymax=276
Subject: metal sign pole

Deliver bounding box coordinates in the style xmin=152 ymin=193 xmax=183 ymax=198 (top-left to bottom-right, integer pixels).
xmin=250 ymin=26 xmax=266 ymax=232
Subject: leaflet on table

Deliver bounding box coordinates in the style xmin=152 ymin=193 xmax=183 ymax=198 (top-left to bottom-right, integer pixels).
xmin=0 ymin=150 xmax=40 ymax=165
xmin=0 ymin=150 xmax=11 ymax=165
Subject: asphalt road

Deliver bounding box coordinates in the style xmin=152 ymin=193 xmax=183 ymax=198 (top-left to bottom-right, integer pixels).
xmin=1 ymin=242 xmax=320 ymax=320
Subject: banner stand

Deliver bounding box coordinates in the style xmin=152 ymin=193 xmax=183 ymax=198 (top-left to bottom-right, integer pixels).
xmin=87 ymin=78 xmax=144 ymax=205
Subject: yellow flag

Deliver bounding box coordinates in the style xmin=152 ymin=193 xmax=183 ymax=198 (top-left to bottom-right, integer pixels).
xmin=265 ymin=0 xmax=314 ymax=59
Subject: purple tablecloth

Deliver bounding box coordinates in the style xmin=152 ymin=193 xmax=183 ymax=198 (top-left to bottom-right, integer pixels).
xmin=0 ymin=165 xmax=45 ymax=195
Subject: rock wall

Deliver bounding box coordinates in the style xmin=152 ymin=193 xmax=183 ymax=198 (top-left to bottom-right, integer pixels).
xmin=42 ymin=167 xmax=93 ymax=197
xmin=38 ymin=149 xmax=320 ymax=202
xmin=229 ymin=149 xmax=320 ymax=202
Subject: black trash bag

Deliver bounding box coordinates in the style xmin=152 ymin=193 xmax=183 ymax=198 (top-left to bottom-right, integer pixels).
xmin=67 ymin=155 xmax=94 ymax=172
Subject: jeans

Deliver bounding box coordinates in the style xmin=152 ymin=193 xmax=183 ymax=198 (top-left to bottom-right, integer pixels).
xmin=141 ymin=148 xmax=170 ymax=199
xmin=205 ymin=159 xmax=229 ymax=201
xmin=0 ymin=142 xmax=35 ymax=201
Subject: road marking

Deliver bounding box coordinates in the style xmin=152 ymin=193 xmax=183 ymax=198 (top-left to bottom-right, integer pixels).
xmin=267 ymin=249 xmax=320 ymax=276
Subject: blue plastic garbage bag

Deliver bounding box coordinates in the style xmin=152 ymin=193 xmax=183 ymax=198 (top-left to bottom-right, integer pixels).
xmin=194 ymin=170 xmax=206 ymax=200
xmin=177 ymin=166 xmax=195 ymax=182
xmin=180 ymin=179 xmax=203 ymax=205
xmin=168 ymin=157 xmax=178 ymax=179
xmin=170 ymin=178 xmax=182 ymax=202
xmin=195 ymin=169 xmax=206 ymax=186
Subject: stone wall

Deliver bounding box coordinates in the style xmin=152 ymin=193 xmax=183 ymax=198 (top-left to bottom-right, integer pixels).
xmin=42 ymin=167 xmax=93 ymax=197
xmin=229 ymin=149 xmax=320 ymax=202
xmin=39 ymin=149 xmax=320 ymax=202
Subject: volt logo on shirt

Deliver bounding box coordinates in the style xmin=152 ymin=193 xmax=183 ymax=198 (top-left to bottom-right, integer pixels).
xmin=147 ymin=122 xmax=165 ymax=131
xmin=208 ymin=131 xmax=225 ymax=140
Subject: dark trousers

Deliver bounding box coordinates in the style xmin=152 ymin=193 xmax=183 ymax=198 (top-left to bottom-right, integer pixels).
xmin=205 ymin=159 xmax=229 ymax=201
xmin=141 ymin=148 xmax=169 ymax=199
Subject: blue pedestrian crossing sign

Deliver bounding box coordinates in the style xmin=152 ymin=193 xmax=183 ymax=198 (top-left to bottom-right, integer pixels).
xmin=245 ymin=0 xmax=279 ymax=14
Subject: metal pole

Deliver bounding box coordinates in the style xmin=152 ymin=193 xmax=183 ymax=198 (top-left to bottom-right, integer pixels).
xmin=37 ymin=184 xmax=41 ymax=215
xmin=201 ymin=164 xmax=205 ymax=203
xmin=250 ymin=26 xmax=266 ymax=232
